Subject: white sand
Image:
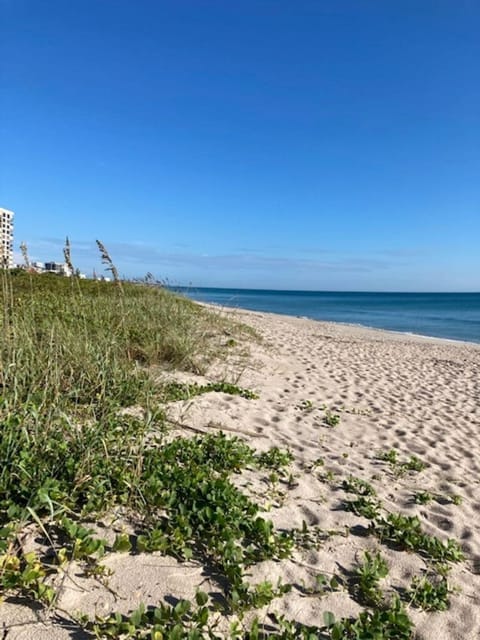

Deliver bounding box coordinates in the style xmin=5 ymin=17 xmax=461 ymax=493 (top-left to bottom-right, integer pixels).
xmin=2 ymin=308 xmax=480 ymax=638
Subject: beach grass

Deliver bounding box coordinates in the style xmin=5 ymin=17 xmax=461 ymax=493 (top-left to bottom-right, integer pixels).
xmin=1 ymin=270 xmax=233 ymax=413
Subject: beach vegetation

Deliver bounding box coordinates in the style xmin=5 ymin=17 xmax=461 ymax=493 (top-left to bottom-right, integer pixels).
xmin=406 ymin=575 xmax=451 ymax=611
xmin=0 ymin=269 xmax=289 ymax=602
xmin=413 ymin=491 xmax=462 ymax=507
xmin=160 ymin=380 xmax=259 ymax=402
xmin=402 ymin=455 xmax=427 ymax=473
xmin=292 ymin=520 xmax=346 ymax=550
xmin=87 ymin=595 xmax=218 ymax=639
xmin=371 ymin=513 xmax=464 ymax=563
xmin=342 ymin=475 xmax=377 ymax=497
xmin=376 ymin=448 xmax=399 ymax=465
xmin=88 ymin=592 xmax=415 ymax=639
xmin=296 ymin=399 xmax=314 ymax=412
xmin=322 ymin=597 xmax=413 ymax=640
xmin=256 ymin=446 xmax=294 ymax=472
xmin=342 ymin=491 xmax=464 ymax=564
xmin=96 ymin=239 xmax=122 ymax=288
xmin=413 ymin=491 xmax=434 ymax=505
xmin=352 ymin=550 xmax=389 ymax=607
xmin=324 ymin=409 xmax=341 ymax=427
xmin=309 ymin=456 xmax=324 ymax=469
xmin=341 ymin=471 xmax=464 ymax=565
xmin=299 ymin=571 xmax=344 ymax=596
xmin=270 ymin=597 xmax=413 ymax=639
xmin=376 ymin=449 xmax=427 ymax=476
xmin=345 ymin=495 xmax=383 ymax=520
xmin=317 ymin=469 xmax=337 ymax=485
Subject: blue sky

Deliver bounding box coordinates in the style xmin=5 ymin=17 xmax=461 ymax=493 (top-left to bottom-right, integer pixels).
xmin=1 ymin=0 xmax=479 ymax=291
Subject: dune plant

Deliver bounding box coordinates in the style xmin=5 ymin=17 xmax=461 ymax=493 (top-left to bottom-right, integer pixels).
xmin=413 ymin=491 xmax=434 ymax=505
xmin=371 ymin=513 xmax=464 ymax=563
xmin=161 ymin=381 xmax=259 ymax=402
xmin=324 ymin=409 xmax=341 ymax=427
xmin=63 ymin=235 xmax=75 ymax=274
xmin=345 ymin=495 xmax=383 ymax=520
xmin=376 ymin=449 xmax=427 ymax=476
xmin=343 ymin=475 xmax=377 ymax=497
xmin=19 ymin=241 xmax=30 ymax=269
xmin=96 ymin=239 xmax=122 ymax=289
xmin=406 ymin=575 xmax=451 ymax=611
xmin=353 ymin=551 xmax=389 ymax=606
xmin=89 ymin=591 xmax=415 ymax=639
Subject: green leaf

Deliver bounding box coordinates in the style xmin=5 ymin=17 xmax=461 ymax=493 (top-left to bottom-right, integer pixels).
xmin=174 ymin=599 xmax=190 ymax=617
xmin=129 ymin=604 xmax=145 ymax=626
xmin=331 ymin=625 xmax=343 ymax=640
xmin=323 ymin=611 xmax=336 ymax=627
xmin=330 ymin=576 xmax=340 ymax=590
xmin=113 ymin=533 xmax=132 ymax=553
xmin=195 ymin=590 xmax=208 ymax=606
xmin=182 ymin=546 xmax=193 ymax=560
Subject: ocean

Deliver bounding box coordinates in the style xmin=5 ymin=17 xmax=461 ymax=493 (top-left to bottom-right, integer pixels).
xmin=174 ymin=287 xmax=480 ymax=345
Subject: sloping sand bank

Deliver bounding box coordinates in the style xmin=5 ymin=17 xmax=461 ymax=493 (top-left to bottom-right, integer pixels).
xmin=3 ymin=308 xmax=480 ymax=638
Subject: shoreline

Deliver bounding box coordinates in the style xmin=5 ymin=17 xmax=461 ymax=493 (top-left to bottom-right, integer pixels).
xmin=176 ymin=287 xmax=480 ymax=346
xmin=200 ymin=300 xmax=480 ymax=349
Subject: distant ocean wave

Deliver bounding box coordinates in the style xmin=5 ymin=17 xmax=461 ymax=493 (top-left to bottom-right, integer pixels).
xmin=172 ymin=287 xmax=480 ymax=344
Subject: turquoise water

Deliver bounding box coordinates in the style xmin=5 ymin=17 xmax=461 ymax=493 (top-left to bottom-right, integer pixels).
xmin=174 ymin=287 xmax=480 ymax=344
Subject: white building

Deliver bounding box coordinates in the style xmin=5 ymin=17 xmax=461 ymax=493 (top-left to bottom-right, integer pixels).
xmin=44 ymin=261 xmax=73 ymax=277
xmin=0 ymin=208 xmax=14 ymax=269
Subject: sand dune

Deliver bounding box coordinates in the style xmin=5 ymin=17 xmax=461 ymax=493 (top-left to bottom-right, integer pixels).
xmin=3 ymin=308 xmax=479 ymax=638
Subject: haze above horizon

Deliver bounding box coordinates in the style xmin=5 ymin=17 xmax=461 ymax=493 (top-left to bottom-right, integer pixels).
xmin=1 ymin=1 xmax=479 ymax=292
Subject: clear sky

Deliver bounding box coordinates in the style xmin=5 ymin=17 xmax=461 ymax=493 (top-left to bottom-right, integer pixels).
xmin=1 ymin=1 xmax=479 ymax=291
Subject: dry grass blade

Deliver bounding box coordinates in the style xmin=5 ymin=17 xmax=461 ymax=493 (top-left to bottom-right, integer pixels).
xmin=20 ymin=241 xmax=31 ymax=269
xmin=96 ymin=239 xmax=123 ymax=290
xmin=63 ymin=236 xmax=75 ymax=275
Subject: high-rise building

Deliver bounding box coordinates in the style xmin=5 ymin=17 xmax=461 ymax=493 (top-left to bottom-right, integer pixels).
xmin=0 ymin=208 xmax=14 ymax=268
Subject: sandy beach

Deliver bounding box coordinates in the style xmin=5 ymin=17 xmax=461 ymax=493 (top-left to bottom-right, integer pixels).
xmin=3 ymin=307 xmax=480 ymax=639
